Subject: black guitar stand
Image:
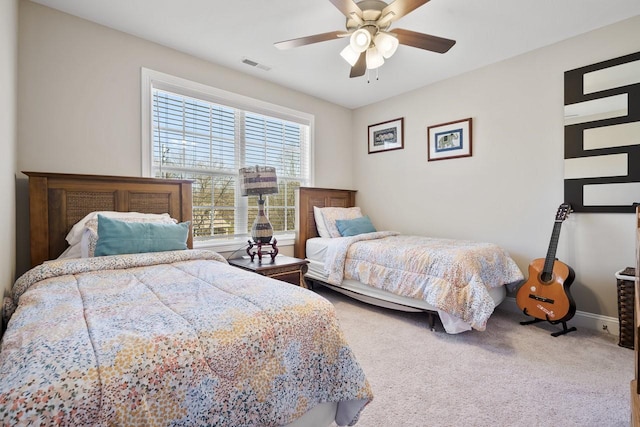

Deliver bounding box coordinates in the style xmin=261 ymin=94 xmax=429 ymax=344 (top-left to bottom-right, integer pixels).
xmin=520 ymin=308 xmax=577 ymax=337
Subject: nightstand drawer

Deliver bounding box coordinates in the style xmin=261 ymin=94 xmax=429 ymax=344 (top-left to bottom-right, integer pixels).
xmin=228 ymin=255 xmax=309 ymax=288
xmin=270 ymin=270 xmax=303 ymax=287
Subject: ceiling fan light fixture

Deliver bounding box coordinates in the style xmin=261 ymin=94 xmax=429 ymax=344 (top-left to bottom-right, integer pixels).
xmin=350 ymin=28 xmax=372 ymax=53
xmin=340 ymin=45 xmax=360 ymax=66
xmin=374 ymin=32 xmax=399 ymax=59
xmin=274 ymin=0 xmax=456 ymax=80
xmin=366 ymin=46 xmax=384 ymax=69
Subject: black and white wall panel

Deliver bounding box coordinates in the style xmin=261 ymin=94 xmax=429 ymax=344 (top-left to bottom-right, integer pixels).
xmin=564 ymin=51 xmax=640 ymax=213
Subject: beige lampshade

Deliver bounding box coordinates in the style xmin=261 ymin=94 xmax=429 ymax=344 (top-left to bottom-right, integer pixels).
xmin=340 ymin=44 xmax=360 ymax=66
xmin=366 ymin=46 xmax=384 ymax=69
xmin=350 ymin=28 xmax=371 ymax=53
xmin=374 ymin=32 xmax=399 ymax=59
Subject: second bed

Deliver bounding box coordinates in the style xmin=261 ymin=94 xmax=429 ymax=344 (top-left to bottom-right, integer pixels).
xmin=295 ymin=187 xmax=524 ymax=334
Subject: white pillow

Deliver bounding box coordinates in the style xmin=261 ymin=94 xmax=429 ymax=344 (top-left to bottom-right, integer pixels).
xmin=313 ymin=206 xmax=331 ymax=238
xmin=56 ymin=244 xmax=82 ymax=260
xmin=317 ymin=207 xmax=363 ymax=238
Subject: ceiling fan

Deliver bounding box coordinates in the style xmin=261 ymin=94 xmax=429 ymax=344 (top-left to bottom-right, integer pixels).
xmin=274 ymin=0 xmax=456 ymax=78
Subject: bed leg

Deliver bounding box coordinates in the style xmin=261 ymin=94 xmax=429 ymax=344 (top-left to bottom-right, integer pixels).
xmin=427 ymin=312 xmax=436 ymax=331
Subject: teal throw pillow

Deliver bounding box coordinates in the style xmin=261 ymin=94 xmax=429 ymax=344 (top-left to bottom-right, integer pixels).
xmin=94 ymin=214 xmax=190 ymax=256
xmin=335 ymin=215 xmax=377 ymax=237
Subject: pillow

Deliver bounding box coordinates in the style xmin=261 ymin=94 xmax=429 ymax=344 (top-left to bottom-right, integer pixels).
xmin=81 ymin=215 xmax=178 ymax=258
xmin=56 ymin=244 xmax=82 ymax=260
xmin=319 ymin=207 xmax=363 ymax=238
xmin=94 ymin=215 xmax=190 ymax=256
xmin=65 ymin=211 xmax=176 ymax=246
xmin=58 ymin=211 xmax=179 ymax=259
xmin=313 ymin=206 xmax=331 ymax=238
xmin=335 ymin=216 xmax=377 ymax=237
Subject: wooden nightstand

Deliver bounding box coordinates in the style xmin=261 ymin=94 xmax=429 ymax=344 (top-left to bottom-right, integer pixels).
xmin=228 ymin=255 xmax=310 ymax=288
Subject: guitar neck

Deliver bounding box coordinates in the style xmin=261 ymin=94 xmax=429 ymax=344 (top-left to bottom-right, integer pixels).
xmin=542 ymin=221 xmax=563 ymax=275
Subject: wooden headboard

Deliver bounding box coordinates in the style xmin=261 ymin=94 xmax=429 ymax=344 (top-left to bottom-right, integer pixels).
xmin=294 ymin=187 xmax=357 ymax=259
xmin=24 ymin=171 xmax=193 ymax=267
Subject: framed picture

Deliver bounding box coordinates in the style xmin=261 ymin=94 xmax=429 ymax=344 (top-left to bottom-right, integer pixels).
xmin=368 ymin=118 xmax=404 ymax=154
xmin=427 ymin=117 xmax=473 ymax=161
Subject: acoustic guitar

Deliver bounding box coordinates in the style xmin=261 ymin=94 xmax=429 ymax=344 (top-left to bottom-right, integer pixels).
xmin=516 ymin=203 xmax=576 ymax=328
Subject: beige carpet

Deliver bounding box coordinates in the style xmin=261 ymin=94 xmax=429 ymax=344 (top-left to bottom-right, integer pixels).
xmin=314 ymin=285 xmax=634 ymax=427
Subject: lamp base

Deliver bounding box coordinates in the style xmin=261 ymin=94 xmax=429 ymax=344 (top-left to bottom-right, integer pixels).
xmin=246 ymin=238 xmax=278 ymax=263
xmin=251 ymin=198 xmax=274 ymax=244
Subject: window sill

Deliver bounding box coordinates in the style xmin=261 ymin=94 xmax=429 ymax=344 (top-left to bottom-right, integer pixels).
xmin=193 ymin=233 xmax=295 ymax=255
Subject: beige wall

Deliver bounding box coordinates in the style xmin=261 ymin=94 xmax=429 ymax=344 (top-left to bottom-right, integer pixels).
xmin=15 ymin=1 xmax=640 ymax=319
xmin=1 ymin=0 xmax=18 ymax=331
xmin=17 ymin=1 xmax=354 ymax=274
xmin=352 ymin=15 xmax=640 ymax=318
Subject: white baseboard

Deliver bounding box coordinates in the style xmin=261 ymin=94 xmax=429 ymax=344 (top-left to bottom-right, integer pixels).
xmin=499 ymin=297 xmax=621 ymax=337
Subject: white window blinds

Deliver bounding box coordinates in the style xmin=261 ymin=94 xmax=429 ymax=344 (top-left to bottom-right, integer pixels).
xmin=148 ymin=78 xmax=312 ymax=241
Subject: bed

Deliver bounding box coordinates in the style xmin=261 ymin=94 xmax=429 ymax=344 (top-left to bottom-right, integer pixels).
xmin=0 ymin=172 xmax=372 ymax=426
xmin=295 ymin=187 xmax=524 ymax=334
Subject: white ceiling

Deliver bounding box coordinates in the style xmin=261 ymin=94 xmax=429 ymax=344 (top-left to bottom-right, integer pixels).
xmin=30 ymin=0 xmax=640 ymax=109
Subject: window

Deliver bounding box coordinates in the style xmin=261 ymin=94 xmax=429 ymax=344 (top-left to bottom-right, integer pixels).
xmin=141 ymin=69 xmax=313 ymax=243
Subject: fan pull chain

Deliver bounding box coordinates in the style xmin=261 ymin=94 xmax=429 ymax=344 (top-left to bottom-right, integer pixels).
xmin=366 ymin=69 xmax=381 ymax=83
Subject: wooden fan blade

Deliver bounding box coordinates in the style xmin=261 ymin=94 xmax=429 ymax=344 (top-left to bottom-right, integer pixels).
xmin=393 ymin=28 xmax=456 ymax=53
xmin=274 ymin=31 xmax=348 ymax=50
xmin=328 ymin=0 xmax=363 ymax=19
xmin=381 ymin=0 xmax=430 ymax=23
xmin=349 ymin=52 xmax=366 ymax=78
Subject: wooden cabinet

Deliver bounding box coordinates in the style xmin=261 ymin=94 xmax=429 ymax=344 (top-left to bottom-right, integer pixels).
xmin=632 ymin=206 xmax=640 ymax=426
xmin=228 ymin=255 xmax=310 ymax=288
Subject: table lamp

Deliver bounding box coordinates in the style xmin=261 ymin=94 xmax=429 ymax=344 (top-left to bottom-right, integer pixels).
xmin=239 ymin=165 xmax=279 ymax=261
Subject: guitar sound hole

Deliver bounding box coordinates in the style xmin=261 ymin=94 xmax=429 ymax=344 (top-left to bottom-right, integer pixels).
xmin=540 ymin=273 xmax=553 ymax=283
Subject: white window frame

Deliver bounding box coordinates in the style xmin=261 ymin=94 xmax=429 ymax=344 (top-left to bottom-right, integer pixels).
xmin=141 ymin=68 xmax=314 ymax=252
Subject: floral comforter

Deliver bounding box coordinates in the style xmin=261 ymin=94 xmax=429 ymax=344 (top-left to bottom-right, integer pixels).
xmin=324 ymin=232 xmax=524 ymax=332
xmin=0 ymin=250 xmax=372 ymax=426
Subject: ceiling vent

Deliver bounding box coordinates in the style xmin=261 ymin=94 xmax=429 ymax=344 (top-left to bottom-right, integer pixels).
xmin=241 ymin=57 xmax=271 ymax=71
